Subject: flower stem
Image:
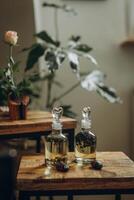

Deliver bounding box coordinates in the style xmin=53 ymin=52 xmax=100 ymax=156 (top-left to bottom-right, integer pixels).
xmin=8 ymin=45 xmax=16 ymax=91
xmin=9 ymin=45 xmax=15 ymax=65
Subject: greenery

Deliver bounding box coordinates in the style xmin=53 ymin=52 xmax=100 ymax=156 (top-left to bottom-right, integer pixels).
xmin=23 ymin=1 xmax=121 ymax=117
xmin=0 ymin=1 xmax=121 ymax=117
xmin=0 ymin=44 xmax=40 ymax=106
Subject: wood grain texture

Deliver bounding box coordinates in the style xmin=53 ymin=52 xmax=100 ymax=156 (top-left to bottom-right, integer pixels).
xmin=0 ymin=111 xmax=77 ymax=135
xmin=17 ymin=152 xmax=134 ymax=191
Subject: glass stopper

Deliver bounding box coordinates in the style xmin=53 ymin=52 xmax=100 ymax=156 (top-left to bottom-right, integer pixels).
xmin=81 ymin=107 xmax=91 ymax=129
xmin=52 ymin=107 xmax=63 ymax=123
xmin=82 ymin=106 xmax=91 ymax=120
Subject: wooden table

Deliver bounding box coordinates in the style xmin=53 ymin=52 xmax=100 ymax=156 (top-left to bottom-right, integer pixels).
xmin=17 ymin=152 xmax=134 ymax=200
xmin=0 ymin=111 xmax=77 ymax=152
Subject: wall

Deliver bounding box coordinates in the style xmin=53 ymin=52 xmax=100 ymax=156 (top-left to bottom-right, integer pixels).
xmin=0 ymin=0 xmax=35 ymax=68
xmin=34 ymin=0 xmax=134 ymax=157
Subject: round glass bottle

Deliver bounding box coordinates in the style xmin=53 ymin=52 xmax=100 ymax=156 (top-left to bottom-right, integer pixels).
xmin=44 ymin=107 xmax=68 ymax=168
xmin=75 ymin=107 xmax=97 ymax=163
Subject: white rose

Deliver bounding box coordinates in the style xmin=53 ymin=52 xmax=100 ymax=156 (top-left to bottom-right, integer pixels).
xmin=4 ymin=31 xmax=18 ymax=46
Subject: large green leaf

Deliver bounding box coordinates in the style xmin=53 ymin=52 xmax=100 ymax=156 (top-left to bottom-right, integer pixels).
xmin=62 ymin=104 xmax=77 ymax=118
xmin=81 ymin=70 xmax=121 ymax=103
xmin=35 ymin=31 xmax=60 ymax=47
xmin=0 ymin=90 xmax=7 ymax=105
xmin=75 ymin=44 xmax=92 ymax=53
xmin=45 ymin=50 xmax=59 ymax=71
xmin=22 ymin=44 xmax=39 ymax=52
xmin=12 ymin=61 xmax=21 ymax=72
xmin=43 ymin=2 xmax=77 ymax=15
xmin=25 ymin=44 xmax=45 ymax=71
xmin=17 ymin=79 xmax=40 ymax=99
xmin=0 ymin=78 xmax=8 ymax=105
xmin=68 ymin=52 xmax=79 ymax=71
xmin=70 ymin=35 xmax=81 ymax=42
xmin=69 ymin=36 xmax=92 ymax=53
xmin=45 ymin=49 xmax=66 ymax=71
xmin=0 ymin=68 xmax=4 ymax=78
xmin=43 ymin=2 xmax=60 ymax=8
xmin=97 ymin=84 xmax=121 ymax=103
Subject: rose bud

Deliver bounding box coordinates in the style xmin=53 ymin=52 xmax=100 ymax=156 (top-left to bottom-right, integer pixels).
xmin=4 ymin=31 xmax=18 ymax=46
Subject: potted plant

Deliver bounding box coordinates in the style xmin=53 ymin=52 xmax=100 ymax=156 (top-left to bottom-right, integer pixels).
xmin=24 ymin=1 xmax=121 ymax=117
xmin=0 ymin=31 xmax=40 ymax=120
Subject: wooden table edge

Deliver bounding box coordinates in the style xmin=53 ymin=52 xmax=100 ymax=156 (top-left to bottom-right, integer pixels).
xmin=17 ymin=152 xmax=134 ymax=191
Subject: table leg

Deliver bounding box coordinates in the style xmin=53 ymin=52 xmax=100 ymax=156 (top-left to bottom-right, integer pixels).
xmin=66 ymin=129 xmax=75 ymax=151
xmin=68 ymin=194 xmax=73 ymax=200
xmin=36 ymin=136 xmax=41 ymax=153
xmin=19 ymin=191 xmax=30 ymax=200
xmin=48 ymin=195 xmax=53 ymax=200
xmin=115 ymin=194 xmax=121 ymax=200
xmin=36 ymin=196 xmax=41 ymax=200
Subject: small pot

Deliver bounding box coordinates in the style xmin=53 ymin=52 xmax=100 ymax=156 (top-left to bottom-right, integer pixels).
xmin=8 ymin=95 xmax=30 ymax=120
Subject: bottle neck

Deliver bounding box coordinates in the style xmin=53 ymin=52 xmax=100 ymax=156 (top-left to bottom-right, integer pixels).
xmin=81 ymin=127 xmax=90 ymax=132
xmin=81 ymin=119 xmax=91 ymax=131
xmin=52 ymin=128 xmax=62 ymax=135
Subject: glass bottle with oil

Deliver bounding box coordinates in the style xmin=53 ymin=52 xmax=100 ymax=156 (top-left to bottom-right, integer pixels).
xmin=75 ymin=107 xmax=97 ymax=163
xmin=44 ymin=107 xmax=68 ymax=168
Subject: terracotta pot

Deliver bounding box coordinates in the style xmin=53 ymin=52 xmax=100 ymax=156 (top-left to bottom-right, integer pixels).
xmin=8 ymin=95 xmax=30 ymax=120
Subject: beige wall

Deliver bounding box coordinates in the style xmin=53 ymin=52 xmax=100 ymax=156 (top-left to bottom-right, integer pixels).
xmin=0 ymin=0 xmax=35 ymax=67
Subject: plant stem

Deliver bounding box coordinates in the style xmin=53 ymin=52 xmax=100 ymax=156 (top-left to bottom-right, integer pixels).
xmin=8 ymin=45 xmax=16 ymax=89
xmin=9 ymin=45 xmax=15 ymax=65
xmin=10 ymin=45 xmax=13 ymax=58
xmin=50 ymin=81 xmax=81 ymax=107
xmin=46 ymin=73 xmax=55 ymax=108
xmin=54 ymin=8 xmax=59 ymax=41
xmin=46 ymin=79 xmax=52 ymax=108
xmin=46 ymin=6 xmax=60 ymax=109
xmin=45 ymin=7 xmax=59 ymax=109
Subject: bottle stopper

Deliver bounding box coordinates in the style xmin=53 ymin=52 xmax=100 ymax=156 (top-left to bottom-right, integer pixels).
xmin=52 ymin=107 xmax=63 ymax=130
xmin=81 ymin=106 xmax=91 ymax=129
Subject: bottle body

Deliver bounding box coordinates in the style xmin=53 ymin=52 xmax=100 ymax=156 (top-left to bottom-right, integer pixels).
xmin=75 ymin=128 xmax=96 ymax=163
xmin=45 ymin=130 xmax=68 ymax=167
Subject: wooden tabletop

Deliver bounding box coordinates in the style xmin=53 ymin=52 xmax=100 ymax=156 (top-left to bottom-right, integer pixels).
xmin=17 ymin=152 xmax=134 ymax=191
xmin=0 ymin=111 xmax=77 ymax=135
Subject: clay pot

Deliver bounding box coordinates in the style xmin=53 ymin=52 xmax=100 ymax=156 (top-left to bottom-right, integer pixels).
xmin=8 ymin=95 xmax=30 ymax=120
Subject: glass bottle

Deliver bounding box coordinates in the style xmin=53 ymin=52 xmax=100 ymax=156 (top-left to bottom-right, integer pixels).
xmin=44 ymin=107 xmax=68 ymax=168
xmin=75 ymin=107 xmax=97 ymax=163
